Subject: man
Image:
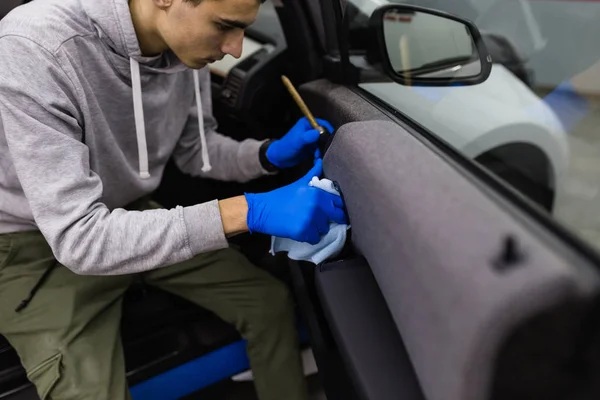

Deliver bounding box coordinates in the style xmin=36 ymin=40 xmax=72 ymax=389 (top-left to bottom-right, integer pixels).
xmin=0 ymin=0 xmax=346 ymax=399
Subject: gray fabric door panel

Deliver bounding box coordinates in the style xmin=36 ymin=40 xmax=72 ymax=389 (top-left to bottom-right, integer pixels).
xmin=323 ymin=120 xmax=600 ymax=400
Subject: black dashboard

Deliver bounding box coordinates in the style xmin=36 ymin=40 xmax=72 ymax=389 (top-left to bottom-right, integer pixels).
xmin=209 ymin=31 xmax=293 ymax=141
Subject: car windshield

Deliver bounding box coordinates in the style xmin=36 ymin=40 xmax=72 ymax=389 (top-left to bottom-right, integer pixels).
xmin=347 ymin=0 xmax=600 ymax=253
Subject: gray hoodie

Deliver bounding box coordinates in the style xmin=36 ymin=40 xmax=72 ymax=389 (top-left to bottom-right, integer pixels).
xmin=0 ymin=0 xmax=269 ymax=275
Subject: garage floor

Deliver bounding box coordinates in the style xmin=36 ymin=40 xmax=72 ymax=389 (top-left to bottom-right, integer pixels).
xmin=553 ymin=96 xmax=600 ymax=250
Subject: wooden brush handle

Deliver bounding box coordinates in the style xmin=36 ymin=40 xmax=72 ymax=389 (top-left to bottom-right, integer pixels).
xmin=281 ymin=75 xmax=321 ymax=130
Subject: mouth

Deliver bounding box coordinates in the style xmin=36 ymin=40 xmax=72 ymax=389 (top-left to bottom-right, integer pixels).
xmin=193 ymin=56 xmax=223 ymax=67
xmin=207 ymin=56 xmax=225 ymax=63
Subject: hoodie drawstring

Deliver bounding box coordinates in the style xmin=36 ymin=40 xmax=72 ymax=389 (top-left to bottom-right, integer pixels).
xmin=129 ymin=58 xmax=211 ymax=179
xmin=193 ymin=69 xmax=212 ymax=172
xmin=130 ymin=58 xmax=151 ymax=179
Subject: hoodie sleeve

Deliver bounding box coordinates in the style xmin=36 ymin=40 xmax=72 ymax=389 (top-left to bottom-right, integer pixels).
xmin=172 ymin=68 xmax=271 ymax=182
xmin=0 ymin=36 xmax=228 ymax=275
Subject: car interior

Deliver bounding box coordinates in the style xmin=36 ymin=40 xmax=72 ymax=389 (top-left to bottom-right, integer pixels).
xmin=2 ymin=1 xmax=600 ymax=400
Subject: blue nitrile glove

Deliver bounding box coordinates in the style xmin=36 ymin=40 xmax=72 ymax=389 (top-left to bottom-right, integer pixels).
xmin=266 ymin=117 xmax=335 ymax=168
xmin=245 ymin=159 xmax=348 ymax=245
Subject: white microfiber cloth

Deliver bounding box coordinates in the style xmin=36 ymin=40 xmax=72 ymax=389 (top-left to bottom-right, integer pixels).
xmin=270 ymin=177 xmax=350 ymax=265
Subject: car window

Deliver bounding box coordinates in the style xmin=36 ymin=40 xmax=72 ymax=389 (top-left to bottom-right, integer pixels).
xmin=250 ymin=0 xmax=286 ymax=45
xmin=345 ymin=0 xmax=600 ymax=253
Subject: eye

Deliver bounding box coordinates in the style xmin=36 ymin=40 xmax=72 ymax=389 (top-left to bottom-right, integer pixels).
xmin=215 ymin=22 xmax=233 ymax=32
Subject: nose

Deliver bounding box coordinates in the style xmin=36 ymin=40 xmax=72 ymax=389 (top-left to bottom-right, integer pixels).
xmin=221 ymin=31 xmax=244 ymax=59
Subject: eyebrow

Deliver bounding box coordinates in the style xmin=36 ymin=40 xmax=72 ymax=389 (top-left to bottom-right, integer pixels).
xmin=219 ymin=18 xmax=250 ymax=30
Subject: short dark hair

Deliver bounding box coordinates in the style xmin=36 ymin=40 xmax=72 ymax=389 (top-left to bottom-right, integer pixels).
xmin=183 ymin=0 xmax=267 ymax=5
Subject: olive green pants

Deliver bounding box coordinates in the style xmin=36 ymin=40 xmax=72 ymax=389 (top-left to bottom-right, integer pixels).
xmin=0 ymin=230 xmax=308 ymax=400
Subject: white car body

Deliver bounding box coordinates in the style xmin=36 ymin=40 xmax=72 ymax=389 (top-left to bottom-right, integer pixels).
xmin=349 ymin=0 xmax=572 ymax=194
xmin=359 ymin=64 xmax=570 ymax=190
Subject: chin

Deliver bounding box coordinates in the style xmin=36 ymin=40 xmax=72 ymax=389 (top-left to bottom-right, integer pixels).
xmin=191 ymin=61 xmax=209 ymax=70
xmin=193 ymin=61 xmax=209 ymax=69
xmin=179 ymin=57 xmax=208 ymax=70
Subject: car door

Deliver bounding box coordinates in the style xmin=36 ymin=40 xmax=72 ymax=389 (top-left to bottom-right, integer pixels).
xmin=285 ymin=1 xmax=600 ymax=400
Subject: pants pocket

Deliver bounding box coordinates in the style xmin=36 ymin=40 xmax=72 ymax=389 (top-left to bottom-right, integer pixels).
xmin=27 ymin=352 xmax=63 ymax=400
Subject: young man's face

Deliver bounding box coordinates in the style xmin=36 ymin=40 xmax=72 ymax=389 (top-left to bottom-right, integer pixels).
xmin=158 ymin=0 xmax=259 ymax=69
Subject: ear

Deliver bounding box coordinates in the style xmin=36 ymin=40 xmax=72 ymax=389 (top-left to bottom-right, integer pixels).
xmin=152 ymin=0 xmax=174 ymax=10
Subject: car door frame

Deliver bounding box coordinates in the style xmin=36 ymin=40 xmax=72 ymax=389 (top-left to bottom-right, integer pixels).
xmin=289 ymin=1 xmax=600 ymax=399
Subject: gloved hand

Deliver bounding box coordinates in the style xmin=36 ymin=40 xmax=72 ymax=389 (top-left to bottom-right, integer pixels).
xmin=245 ymin=159 xmax=347 ymax=245
xmin=266 ymin=117 xmax=334 ymax=168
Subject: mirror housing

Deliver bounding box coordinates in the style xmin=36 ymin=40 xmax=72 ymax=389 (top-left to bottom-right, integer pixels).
xmin=368 ymin=4 xmax=492 ymax=87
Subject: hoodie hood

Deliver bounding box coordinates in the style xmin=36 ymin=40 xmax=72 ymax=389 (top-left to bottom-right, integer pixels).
xmin=83 ymin=0 xmax=188 ymax=75
xmin=83 ymin=0 xmax=211 ymax=176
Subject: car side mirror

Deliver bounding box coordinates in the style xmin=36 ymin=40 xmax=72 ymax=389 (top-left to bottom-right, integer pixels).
xmin=368 ymin=5 xmax=492 ymax=87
